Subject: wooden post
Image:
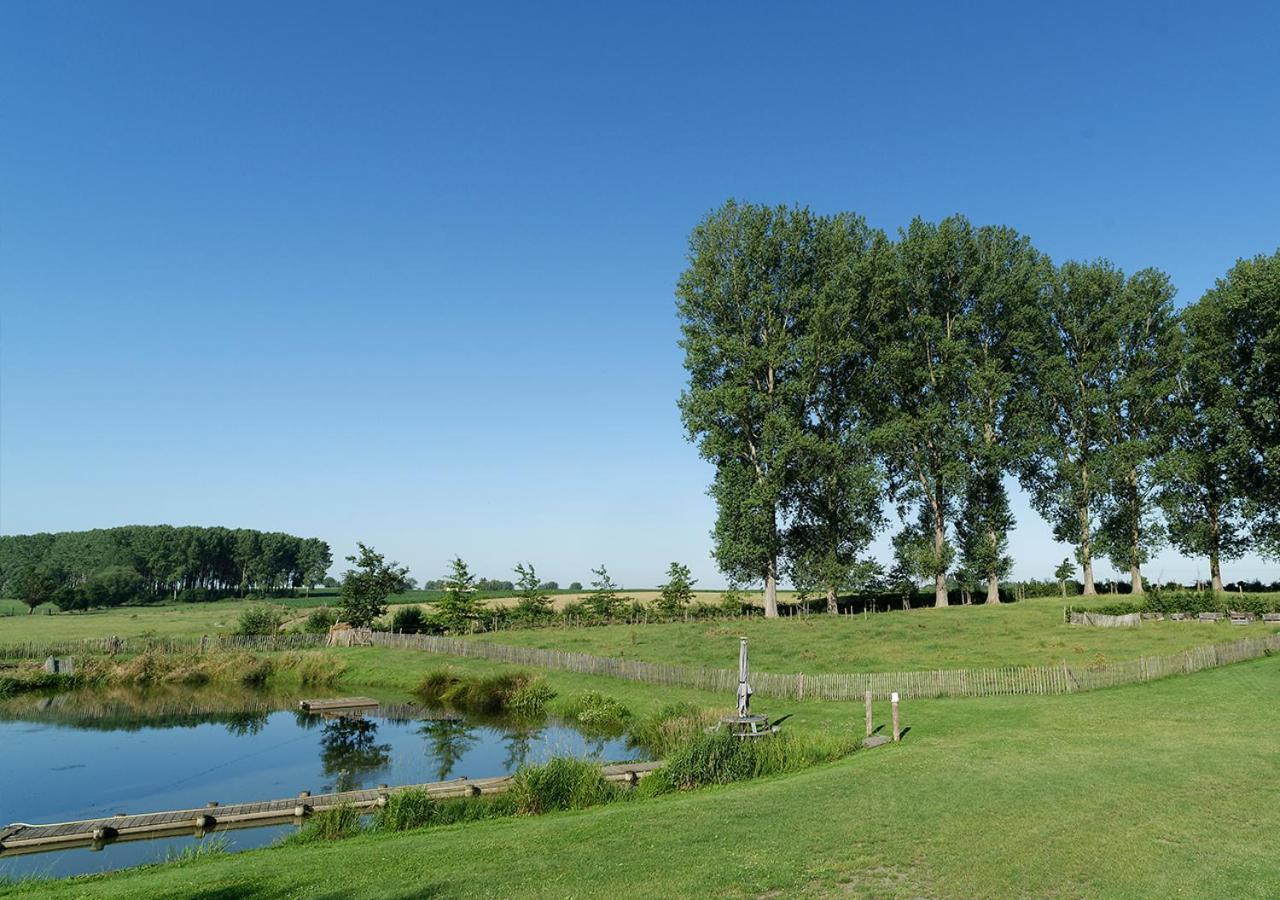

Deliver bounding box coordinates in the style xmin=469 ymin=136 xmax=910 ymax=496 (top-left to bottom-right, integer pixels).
xmin=891 ymin=692 xmax=901 ymax=742
xmin=864 ymin=690 xmax=873 ymax=737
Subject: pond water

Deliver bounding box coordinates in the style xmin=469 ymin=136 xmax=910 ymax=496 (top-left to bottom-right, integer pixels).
xmin=0 ymin=687 xmax=640 ymax=880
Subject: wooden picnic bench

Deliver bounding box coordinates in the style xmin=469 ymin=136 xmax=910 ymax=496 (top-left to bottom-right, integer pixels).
xmin=1228 ymin=611 xmax=1254 ymax=625
xmin=1197 ymin=612 xmax=1222 ymax=622
xmin=1262 ymin=613 xmax=1280 ymax=624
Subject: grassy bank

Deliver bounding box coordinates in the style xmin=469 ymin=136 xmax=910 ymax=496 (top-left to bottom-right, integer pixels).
xmin=0 ymin=650 xmax=344 ymax=698
xmin=460 ymin=598 xmax=1280 ymax=671
xmin=5 ymin=654 xmax=1276 ymax=898
xmin=7 ymin=595 xmax=1279 ymax=675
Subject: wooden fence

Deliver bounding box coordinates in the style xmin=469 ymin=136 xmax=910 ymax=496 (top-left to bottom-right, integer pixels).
xmin=3 ymin=630 xmax=1278 ymax=701
xmin=1068 ymin=610 xmax=1143 ymax=628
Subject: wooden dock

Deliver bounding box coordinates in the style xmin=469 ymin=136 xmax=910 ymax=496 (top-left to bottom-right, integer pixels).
xmin=297 ymin=696 xmax=380 ymax=713
xmin=0 ymin=761 xmax=661 ymax=857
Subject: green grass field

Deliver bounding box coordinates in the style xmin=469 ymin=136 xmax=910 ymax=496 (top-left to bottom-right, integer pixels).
xmin=464 ymin=598 xmax=1280 ymax=671
xmin=6 ymin=652 xmax=1277 ymax=898
xmin=6 ymin=594 xmax=1279 ymax=676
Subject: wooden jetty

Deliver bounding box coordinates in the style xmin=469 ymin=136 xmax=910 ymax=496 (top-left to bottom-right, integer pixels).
xmin=297 ymin=696 xmax=380 ymax=713
xmin=0 ymin=761 xmax=661 ymax=857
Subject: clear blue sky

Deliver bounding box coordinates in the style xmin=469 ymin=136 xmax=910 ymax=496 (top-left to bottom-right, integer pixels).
xmin=2 ymin=1 xmax=1277 ymax=587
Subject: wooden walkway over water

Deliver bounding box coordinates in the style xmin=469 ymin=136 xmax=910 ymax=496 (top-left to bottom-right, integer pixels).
xmin=0 ymin=761 xmax=661 ymax=856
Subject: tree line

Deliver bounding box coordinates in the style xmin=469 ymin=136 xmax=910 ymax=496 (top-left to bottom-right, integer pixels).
xmin=0 ymin=525 xmax=333 ymax=610
xmin=678 ymin=201 xmax=1280 ymax=616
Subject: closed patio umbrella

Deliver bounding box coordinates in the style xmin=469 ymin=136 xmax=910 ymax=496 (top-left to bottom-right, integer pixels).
xmin=736 ymin=637 xmax=752 ymax=717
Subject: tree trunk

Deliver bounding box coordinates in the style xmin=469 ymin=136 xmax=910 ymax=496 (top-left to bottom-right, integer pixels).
xmin=763 ymin=558 xmax=779 ymax=619
xmin=986 ymin=573 xmax=1000 ymax=604
xmin=933 ymin=512 xmax=949 ymax=607
xmin=1130 ymin=564 xmax=1145 ymax=595
xmin=1208 ymin=503 xmax=1224 ymax=592
xmin=1081 ymin=558 xmax=1096 ymax=595
xmin=825 ymin=586 xmax=838 ymax=615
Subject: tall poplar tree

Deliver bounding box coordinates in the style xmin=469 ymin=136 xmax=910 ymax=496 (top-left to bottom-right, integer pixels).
xmin=678 ymin=201 xmax=815 ymax=617
xmin=955 ymin=225 xmax=1050 ymax=603
xmin=872 ymin=216 xmax=981 ymax=607
xmin=1096 ymin=268 xmax=1178 ymax=593
xmin=785 ymin=213 xmax=890 ymax=613
xmin=1020 ymin=260 xmax=1127 ymax=595
xmin=1156 ymin=298 xmax=1253 ymax=590
xmin=1208 ymin=250 xmax=1280 ymax=557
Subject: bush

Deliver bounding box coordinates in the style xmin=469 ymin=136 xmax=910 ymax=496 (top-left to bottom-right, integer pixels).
xmin=628 ymin=702 xmax=718 ymax=757
xmin=644 ymin=729 xmax=860 ymax=795
xmin=303 ymin=607 xmax=337 ymax=634
xmin=510 ymin=757 xmax=620 ymax=815
xmin=563 ymin=691 xmax=631 ymax=731
xmin=235 ymin=604 xmax=286 ymax=636
xmin=373 ymin=789 xmax=434 ymax=832
xmin=508 ymin=678 xmax=555 ymax=716
xmin=391 ymin=605 xmax=428 ymax=634
xmin=287 ymin=804 xmax=363 ymax=843
xmin=415 ymin=669 xmax=554 ymax=715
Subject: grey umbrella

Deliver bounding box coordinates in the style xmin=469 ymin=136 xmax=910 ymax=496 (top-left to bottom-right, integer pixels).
xmin=736 ymin=637 xmax=752 ymax=717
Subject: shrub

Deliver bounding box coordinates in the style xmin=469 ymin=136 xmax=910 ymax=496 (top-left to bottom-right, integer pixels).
xmin=563 ymin=691 xmax=631 ymax=731
xmin=373 ymin=789 xmax=434 ymax=832
xmin=288 ymin=804 xmax=363 ymax=843
xmin=415 ymin=669 xmax=554 ymax=715
xmin=507 ymin=677 xmax=555 ymax=715
xmin=391 ymin=605 xmax=428 ymax=634
xmin=510 ymin=757 xmax=620 ymax=815
xmin=644 ymin=729 xmax=860 ymax=795
xmin=628 ymin=702 xmax=719 ymax=757
xmin=303 ymin=607 xmax=337 ymax=634
xmin=235 ymin=604 xmax=286 ymax=636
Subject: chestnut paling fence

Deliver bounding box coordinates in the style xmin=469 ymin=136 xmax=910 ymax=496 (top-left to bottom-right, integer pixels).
xmin=3 ymin=630 xmax=1278 ymax=701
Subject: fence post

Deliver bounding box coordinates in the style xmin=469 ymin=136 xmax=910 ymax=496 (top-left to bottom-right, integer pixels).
xmin=864 ymin=690 xmax=873 ymax=737
xmin=891 ymin=692 xmax=901 ymax=742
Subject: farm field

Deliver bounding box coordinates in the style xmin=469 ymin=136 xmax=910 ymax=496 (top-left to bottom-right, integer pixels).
xmin=6 ymin=653 xmax=1277 ymax=898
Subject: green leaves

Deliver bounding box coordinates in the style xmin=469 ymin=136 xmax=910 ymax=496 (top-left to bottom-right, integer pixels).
xmin=338 ymin=542 xmax=409 ymax=628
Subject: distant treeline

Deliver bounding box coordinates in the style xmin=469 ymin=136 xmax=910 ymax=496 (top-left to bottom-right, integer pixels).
xmin=0 ymin=526 xmax=332 ymax=610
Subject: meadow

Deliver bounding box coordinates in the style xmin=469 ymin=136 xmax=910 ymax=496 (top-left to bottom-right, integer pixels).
xmin=4 ymin=652 xmax=1276 ymax=898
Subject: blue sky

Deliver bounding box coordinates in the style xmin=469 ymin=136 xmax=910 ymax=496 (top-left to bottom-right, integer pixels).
xmin=2 ymin=1 xmax=1277 ymax=587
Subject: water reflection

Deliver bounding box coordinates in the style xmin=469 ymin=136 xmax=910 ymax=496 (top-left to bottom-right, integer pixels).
xmin=418 ymin=718 xmax=477 ymax=780
xmin=319 ymin=717 xmax=391 ymax=791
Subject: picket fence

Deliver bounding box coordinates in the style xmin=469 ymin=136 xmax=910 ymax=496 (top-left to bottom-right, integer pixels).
xmin=3 ymin=630 xmax=1277 ymax=702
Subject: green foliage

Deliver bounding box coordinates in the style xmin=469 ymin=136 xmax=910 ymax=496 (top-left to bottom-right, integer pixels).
xmin=656 ymin=562 xmax=696 ymax=616
xmin=567 ymin=581 xmax=583 ymax=591
xmin=510 ymin=757 xmax=621 ymax=815
xmin=436 ymin=556 xmax=480 ymax=633
xmin=563 ymin=691 xmax=631 ymax=731
xmin=390 ymin=605 xmax=428 ymax=634
xmin=643 ymin=729 xmax=860 ymax=795
xmin=678 ymin=202 xmax=826 ymax=616
xmin=0 ymin=526 xmax=331 ymax=605
xmin=373 ymin=789 xmax=435 ymax=832
xmin=513 ymin=562 xmax=552 ymax=621
xmin=585 ymin=565 xmax=627 ymax=619
xmin=415 ymin=668 xmax=554 ymax=715
xmin=287 ymin=804 xmax=363 ymax=844
xmin=338 ymin=543 xmax=410 ymax=628
xmin=302 ymin=606 xmax=337 ymax=634
xmin=234 ymin=604 xmax=285 ymax=636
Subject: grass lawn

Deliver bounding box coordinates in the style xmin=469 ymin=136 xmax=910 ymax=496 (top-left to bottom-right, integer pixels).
xmin=6 ymin=653 xmax=1277 ymax=898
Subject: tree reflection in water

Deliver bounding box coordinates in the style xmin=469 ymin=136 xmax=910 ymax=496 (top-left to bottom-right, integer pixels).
xmin=319 ymin=716 xmax=391 ymax=792
xmin=501 ymin=721 xmax=545 ymax=771
xmin=418 ymin=718 xmax=477 ymax=780
xmin=224 ymin=711 xmax=269 ymax=736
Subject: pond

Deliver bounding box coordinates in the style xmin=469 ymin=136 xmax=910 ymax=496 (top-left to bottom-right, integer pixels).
xmin=0 ymin=686 xmax=641 ymax=881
